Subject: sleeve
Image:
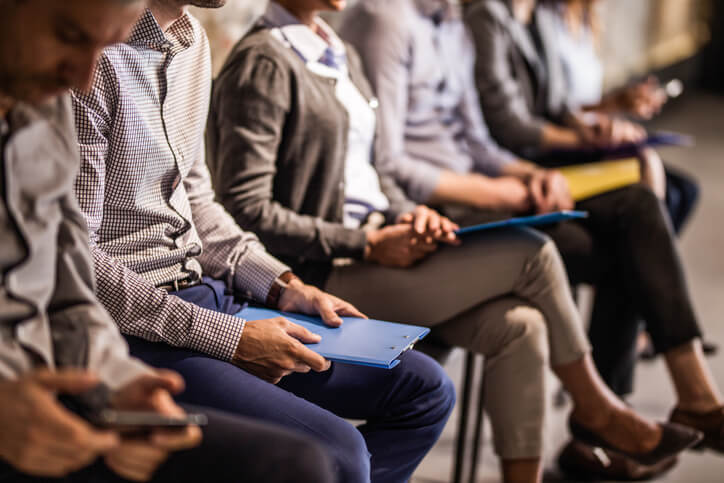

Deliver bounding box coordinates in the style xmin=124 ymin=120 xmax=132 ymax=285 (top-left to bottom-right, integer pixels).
xmin=50 ymin=190 xmax=152 ymax=391
xmin=46 ymin=96 xmax=151 ymax=391
xmin=341 ymin=9 xmax=444 ymax=204
xmin=465 ymin=4 xmax=546 ymax=152
xmin=458 ymin=30 xmax=518 ymax=176
xmin=208 ymin=51 xmax=367 ymax=262
xmin=71 ymin=59 xmax=249 ymax=362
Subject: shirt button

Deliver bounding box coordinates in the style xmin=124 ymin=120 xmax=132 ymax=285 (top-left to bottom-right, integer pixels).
xmin=369 ymin=98 xmax=379 ymax=109
xmin=188 ymin=244 xmax=201 ymax=256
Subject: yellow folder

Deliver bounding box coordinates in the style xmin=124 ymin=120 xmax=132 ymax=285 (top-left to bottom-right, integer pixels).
xmin=559 ymin=158 xmax=641 ymax=201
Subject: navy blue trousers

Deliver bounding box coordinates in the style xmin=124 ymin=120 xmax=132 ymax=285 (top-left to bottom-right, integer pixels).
xmin=126 ymin=278 xmax=455 ymax=483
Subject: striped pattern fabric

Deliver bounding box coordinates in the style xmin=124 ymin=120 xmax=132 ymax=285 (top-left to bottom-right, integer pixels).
xmin=72 ymin=10 xmax=289 ymax=361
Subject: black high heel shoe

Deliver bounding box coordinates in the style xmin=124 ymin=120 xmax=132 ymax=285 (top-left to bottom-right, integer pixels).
xmin=568 ymin=417 xmax=703 ymax=466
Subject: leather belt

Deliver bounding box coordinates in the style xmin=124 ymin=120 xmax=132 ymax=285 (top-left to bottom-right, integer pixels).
xmin=157 ymin=277 xmax=201 ymax=292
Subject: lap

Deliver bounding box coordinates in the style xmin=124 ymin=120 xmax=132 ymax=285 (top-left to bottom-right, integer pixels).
xmin=126 ymin=336 xmax=446 ymax=445
xmin=325 ymin=226 xmax=549 ymax=324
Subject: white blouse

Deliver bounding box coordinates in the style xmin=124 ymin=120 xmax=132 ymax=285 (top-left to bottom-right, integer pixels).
xmin=264 ymin=2 xmax=390 ymax=229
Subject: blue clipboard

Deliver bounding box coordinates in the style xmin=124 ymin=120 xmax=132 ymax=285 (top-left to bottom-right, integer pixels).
xmin=235 ymin=307 xmax=430 ymax=369
xmin=455 ymin=210 xmax=588 ymax=236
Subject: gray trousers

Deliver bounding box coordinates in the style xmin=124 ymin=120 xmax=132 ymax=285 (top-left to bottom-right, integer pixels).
xmin=325 ymin=227 xmax=590 ymax=459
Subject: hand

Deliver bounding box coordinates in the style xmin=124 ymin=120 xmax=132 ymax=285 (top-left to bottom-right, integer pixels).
xmin=490 ymin=177 xmax=532 ymax=213
xmin=0 ymin=370 xmax=119 ymax=477
xmin=105 ymin=371 xmax=202 ymax=482
xmin=233 ymin=314 xmax=330 ymax=384
xmin=618 ymin=77 xmax=667 ymax=120
xmin=365 ymin=224 xmax=438 ymax=268
xmin=396 ymin=205 xmax=460 ymax=245
xmin=527 ymin=170 xmax=574 ymax=214
xmin=577 ymin=113 xmax=647 ymax=147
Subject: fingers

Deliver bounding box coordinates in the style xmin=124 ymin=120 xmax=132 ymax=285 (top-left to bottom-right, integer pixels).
xmin=150 ymin=425 xmax=202 ymax=451
xmin=31 ymin=369 xmax=100 ymax=394
xmin=528 ymin=176 xmax=545 ymax=213
xmin=284 ymin=320 xmax=322 ymax=344
xmin=105 ymin=442 xmax=168 ymax=482
xmin=333 ymin=299 xmax=367 ymax=319
xmin=290 ymin=343 xmax=330 ymax=373
xmin=413 ymin=206 xmax=429 ymax=234
xmin=315 ymin=296 xmax=343 ymax=328
xmin=133 ymin=372 xmax=185 ymax=397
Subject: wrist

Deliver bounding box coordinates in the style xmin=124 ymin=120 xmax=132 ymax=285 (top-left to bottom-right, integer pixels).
xmin=265 ymin=271 xmax=299 ymax=309
xmin=364 ymin=230 xmax=381 ymax=262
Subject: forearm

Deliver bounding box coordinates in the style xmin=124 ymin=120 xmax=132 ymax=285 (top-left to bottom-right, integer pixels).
xmin=499 ymin=159 xmax=540 ymax=180
xmin=540 ymin=122 xmax=581 ymax=149
xmin=428 ymin=171 xmax=516 ymax=211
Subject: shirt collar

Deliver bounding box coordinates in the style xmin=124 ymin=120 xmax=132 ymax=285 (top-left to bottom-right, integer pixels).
xmin=262 ymin=2 xmax=345 ymax=64
xmin=127 ymin=9 xmax=197 ymax=51
xmin=414 ymin=0 xmax=462 ymax=23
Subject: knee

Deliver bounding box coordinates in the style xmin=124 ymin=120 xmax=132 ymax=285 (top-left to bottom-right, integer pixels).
xmin=622 ymin=184 xmax=663 ymax=215
xmin=502 ymin=306 xmax=550 ymax=366
xmin=327 ymin=422 xmax=371 ymax=483
xmin=398 ymin=351 xmax=456 ymax=421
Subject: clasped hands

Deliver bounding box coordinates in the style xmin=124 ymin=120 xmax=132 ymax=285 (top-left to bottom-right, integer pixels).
xmin=0 ymin=369 xmax=201 ymax=482
xmin=233 ymin=206 xmax=458 ymax=385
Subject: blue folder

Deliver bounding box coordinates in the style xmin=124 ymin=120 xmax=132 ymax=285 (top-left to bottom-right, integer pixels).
xmin=235 ymin=307 xmax=430 ymax=369
xmin=549 ymin=131 xmax=693 ymax=159
xmin=455 ymin=210 xmax=588 ymax=236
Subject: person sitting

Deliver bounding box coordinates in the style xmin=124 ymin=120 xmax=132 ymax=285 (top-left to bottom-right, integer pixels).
xmin=340 ymin=0 xmax=724 ymax=460
xmin=206 ymin=1 xmax=702 ymax=482
xmin=0 ymin=1 xmax=334 ymax=482
xmin=467 ymin=0 xmax=699 ymax=233
xmin=70 ymin=1 xmax=457 ymax=481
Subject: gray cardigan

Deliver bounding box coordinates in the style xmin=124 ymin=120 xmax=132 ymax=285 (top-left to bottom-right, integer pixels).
xmin=465 ymin=0 xmax=572 ymax=157
xmin=206 ymin=26 xmax=416 ymax=285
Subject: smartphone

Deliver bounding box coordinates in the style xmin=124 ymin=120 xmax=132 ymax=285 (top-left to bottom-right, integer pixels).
xmin=92 ymin=409 xmax=208 ymax=430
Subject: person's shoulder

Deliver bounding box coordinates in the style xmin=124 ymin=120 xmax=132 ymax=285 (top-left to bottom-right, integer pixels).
xmin=343 ymin=0 xmax=417 ymax=30
xmin=222 ymin=27 xmax=295 ymax=72
xmin=466 ymin=0 xmax=510 ymax=24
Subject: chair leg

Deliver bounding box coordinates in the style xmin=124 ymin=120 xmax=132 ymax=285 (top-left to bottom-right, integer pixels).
xmin=468 ymin=363 xmax=485 ymax=483
xmin=452 ymin=351 xmax=476 ymax=483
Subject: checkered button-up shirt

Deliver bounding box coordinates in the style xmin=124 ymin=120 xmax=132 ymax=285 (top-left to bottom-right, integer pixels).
xmin=72 ymin=10 xmax=290 ymax=361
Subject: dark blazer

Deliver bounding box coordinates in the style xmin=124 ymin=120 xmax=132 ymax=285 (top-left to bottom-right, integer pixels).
xmin=206 ymin=25 xmax=416 ymax=286
xmin=465 ymin=0 xmax=572 ymax=156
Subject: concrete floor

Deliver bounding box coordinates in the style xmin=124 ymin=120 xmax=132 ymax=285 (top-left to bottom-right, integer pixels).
xmin=411 ymin=91 xmax=724 ymax=483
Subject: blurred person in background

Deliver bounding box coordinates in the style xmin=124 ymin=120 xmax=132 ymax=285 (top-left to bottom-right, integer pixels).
xmin=342 ymin=0 xmax=724 ymax=466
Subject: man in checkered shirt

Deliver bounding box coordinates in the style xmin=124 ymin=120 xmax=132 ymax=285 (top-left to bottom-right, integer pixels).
xmin=71 ymin=1 xmax=455 ymax=481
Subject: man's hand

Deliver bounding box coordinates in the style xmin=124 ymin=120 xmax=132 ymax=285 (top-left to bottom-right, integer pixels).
xmin=0 ymin=370 xmax=119 ymax=477
xmin=234 ymin=315 xmax=331 ymax=384
xmin=234 ymin=281 xmax=364 ymax=384
xmin=527 ymin=170 xmax=574 ymax=214
xmin=365 ymin=224 xmax=438 ymax=268
xmin=105 ymin=371 xmax=202 ymax=482
xmin=397 ymin=205 xmax=460 ymax=245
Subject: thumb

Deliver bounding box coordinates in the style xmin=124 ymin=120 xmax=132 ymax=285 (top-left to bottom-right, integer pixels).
xmin=30 ymin=369 xmax=100 ymax=394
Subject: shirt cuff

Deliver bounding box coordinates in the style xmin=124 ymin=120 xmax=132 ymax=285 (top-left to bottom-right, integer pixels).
xmin=99 ymin=357 xmax=155 ymax=391
xmin=187 ymin=306 xmax=248 ymax=361
xmin=233 ymin=248 xmax=291 ymax=304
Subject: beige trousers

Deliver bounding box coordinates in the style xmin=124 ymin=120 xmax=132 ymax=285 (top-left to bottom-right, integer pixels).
xmin=324 ymin=227 xmax=590 ymax=459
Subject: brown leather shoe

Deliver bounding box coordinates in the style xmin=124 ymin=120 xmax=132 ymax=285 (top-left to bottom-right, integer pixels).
xmin=558 ymin=439 xmax=679 ymax=481
xmin=670 ymin=406 xmax=724 ymax=452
